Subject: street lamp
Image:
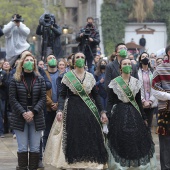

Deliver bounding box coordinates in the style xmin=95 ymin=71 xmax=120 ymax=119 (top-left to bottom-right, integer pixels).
xmin=63 ymin=26 xmax=68 ymax=34
xmin=31 ymin=35 xmax=37 ymax=55
xmin=32 ymin=36 xmax=37 ymax=41
xmin=62 ymin=25 xmax=68 ymax=56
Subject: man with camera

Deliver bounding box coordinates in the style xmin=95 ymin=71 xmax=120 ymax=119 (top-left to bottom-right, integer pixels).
xmin=36 ymin=14 xmax=62 ymax=60
xmin=76 ymin=17 xmax=100 ymax=73
xmin=3 ymin=14 xmax=30 ymax=66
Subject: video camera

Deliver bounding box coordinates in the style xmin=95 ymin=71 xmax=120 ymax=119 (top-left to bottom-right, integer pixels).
xmin=39 ymin=14 xmax=55 ymax=27
xmin=83 ymin=23 xmax=94 ymax=39
xmin=12 ymin=14 xmax=24 ymax=22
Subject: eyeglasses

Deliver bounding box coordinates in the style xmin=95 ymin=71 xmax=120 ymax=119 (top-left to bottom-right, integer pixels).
xmin=75 ymin=56 xmax=85 ymax=59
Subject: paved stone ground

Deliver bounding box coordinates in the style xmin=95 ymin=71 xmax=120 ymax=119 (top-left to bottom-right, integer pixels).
xmin=0 ymin=115 xmax=161 ymax=170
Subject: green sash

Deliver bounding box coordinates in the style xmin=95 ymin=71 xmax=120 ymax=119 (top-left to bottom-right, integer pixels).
xmin=65 ymin=71 xmax=102 ymax=127
xmin=114 ymin=76 xmax=141 ymax=114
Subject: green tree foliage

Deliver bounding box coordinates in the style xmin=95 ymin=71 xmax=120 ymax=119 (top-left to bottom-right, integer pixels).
xmin=0 ymin=0 xmax=44 ymax=34
xmin=101 ymin=0 xmax=170 ymax=56
xmin=151 ymin=0 xmax=170 ymax=44
xmin=101 ymin=0 xmax=133 ymax=56
xmin=0 ymin=0 xmax=65 ymax=35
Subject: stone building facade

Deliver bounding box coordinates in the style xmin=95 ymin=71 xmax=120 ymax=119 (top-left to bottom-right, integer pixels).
xmin=61 ymin=0 xmax=104 ymax=55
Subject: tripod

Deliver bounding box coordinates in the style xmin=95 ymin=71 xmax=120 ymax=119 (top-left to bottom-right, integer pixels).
xmin=82 ymin=38 xmax=94 ymax=73
xmin=42 ymin=26 xmax=50 ymax=61
xmin=82 ymin=38 xmax=94 ymax=56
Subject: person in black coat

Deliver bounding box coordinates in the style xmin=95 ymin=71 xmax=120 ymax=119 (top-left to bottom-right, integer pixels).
xmin=76 ymin=17 xmax=100 ymax=73
xmin=0 ymin=59 xmax=8 ymax=137
xmin=36 ymin=14 xmax=62 ymax=59
xmin=1 ymin=61 xmax=12 ymax=135
xmin=9 ymin=52 xmax=46 ymax=170
xmin=94 ymin=59 xmax=108 ymax=110
xmin=0 ymin=27 xmax=3 ymax=37
xmin=139 ymin=35 xmax=146 ymax=47
xmin=105 ymin=43 xmax=138 ymax=91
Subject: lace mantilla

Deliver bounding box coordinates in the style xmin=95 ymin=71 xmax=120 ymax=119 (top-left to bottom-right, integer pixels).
xmin=108 ymin=76 xmax=142 ymax=103
xmin=109 ymin=142 xmax=155 ymax=167
xmin=62 ymin=71 xmax=96 ymax=95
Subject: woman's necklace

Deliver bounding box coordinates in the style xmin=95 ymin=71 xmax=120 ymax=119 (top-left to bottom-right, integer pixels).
xmin=122 ymin=76 xmax=131 ymax=85
xmin=73 ymin=70 xmax=86 ymax=84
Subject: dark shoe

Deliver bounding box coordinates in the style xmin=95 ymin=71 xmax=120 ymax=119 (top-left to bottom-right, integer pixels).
xmin=38 ymin=160 xmax=44 ymax=168
xmin=17 ymin=152 xmax=28 ymax=170
xmin=29 ymin=152 xmax=39 ymax=170
xmin=0 ymin=134 xmax=5 ymax=138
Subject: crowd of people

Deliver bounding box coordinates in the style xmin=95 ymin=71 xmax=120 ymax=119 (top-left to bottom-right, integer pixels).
xmin=0 ymin=13 xmax=170 ymax=170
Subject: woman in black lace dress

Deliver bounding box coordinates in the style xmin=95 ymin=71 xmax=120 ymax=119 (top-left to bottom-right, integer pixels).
xmin=107 ymin=58 xmax=157 ymax=170
xmin=44 ymin=52 xmax=108 ymax=169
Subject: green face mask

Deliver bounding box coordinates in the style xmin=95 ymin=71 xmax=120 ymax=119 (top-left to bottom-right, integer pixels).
xmin=75 ymin=58 xmax=85 ymax=68
xmin=122 ymin=65 xmax=132 ymax=74
xmin=48 ymin=58 xmax=57 ymax=68
xmin=119 ymin=49 xmax=127 ymax=58
xmin=23 ymin=61 xmax=34 ymax=71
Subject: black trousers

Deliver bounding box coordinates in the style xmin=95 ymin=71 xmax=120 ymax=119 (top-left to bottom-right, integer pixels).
xmin=159 ymin=135 xmax=170 ymax=170
xmin=144 ymin=108 xmax=155 ymax=128
xmin=43 ymin=111 xmax=56 ymax=149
